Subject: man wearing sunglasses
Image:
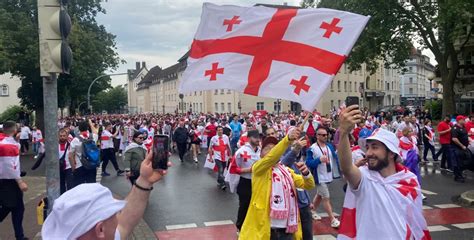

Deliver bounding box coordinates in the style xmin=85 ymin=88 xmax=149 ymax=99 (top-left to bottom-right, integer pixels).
xmin=124 ymin=131 xmax=147 ymax=185
xmin=306 ymin=126 xmax=341 ymax=228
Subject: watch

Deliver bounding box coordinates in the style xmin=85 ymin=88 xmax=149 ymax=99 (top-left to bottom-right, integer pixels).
xmin=134 ymin=182 xmax=153 ymax=191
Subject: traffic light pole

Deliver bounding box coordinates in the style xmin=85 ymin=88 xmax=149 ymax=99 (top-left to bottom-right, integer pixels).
xmin=43 ymin=73 xmax=60 ymax=211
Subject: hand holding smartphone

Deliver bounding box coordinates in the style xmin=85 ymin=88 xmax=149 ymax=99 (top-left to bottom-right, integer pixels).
xmin=152 ymin=134 xmax=170 ymax=170
xmin=345 ymin=96 xmax=359 ymax=108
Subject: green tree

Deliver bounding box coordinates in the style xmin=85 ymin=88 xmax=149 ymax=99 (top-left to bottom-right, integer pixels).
xmin=0 ymin=0 xmax=121 ymax=127
xmin=92 ymin=86 xmax=127 ymax=113
xmin=302 ymin=0 xmax=474 ymax=116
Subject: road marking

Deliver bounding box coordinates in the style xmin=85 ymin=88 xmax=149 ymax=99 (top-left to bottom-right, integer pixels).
xmin=422 ymin=205 xmax=433 ymax=210
xmin=165 ymin=223 xmax=198 ymax=230
xmin=427 ymin=225 xmax=450 ymax=232
xmin=452 ymin=222 xmax=474 ymax=229
xmin=420 ymin=189 xmax=437 ymax=195
xmin=203 ymin=220 xmax=234 ymax=226
xmin=433 ymin=204 xmax=460 ymax=209
xmin=313 ymin=235 xmax=336 ymax=240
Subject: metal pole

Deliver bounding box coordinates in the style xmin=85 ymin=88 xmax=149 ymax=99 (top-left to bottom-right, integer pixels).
xmin=43 ymin=73 xmax=59 ymax=212
xmin=87 ymin=73 xmax=127 ymax=113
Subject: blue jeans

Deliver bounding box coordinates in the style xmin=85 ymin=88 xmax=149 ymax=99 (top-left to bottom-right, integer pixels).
xmin=33 ymin=142 xmax=40 ymax=155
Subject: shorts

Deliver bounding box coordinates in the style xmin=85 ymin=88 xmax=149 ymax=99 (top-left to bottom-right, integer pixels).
xmin=316 ymin=182 xmax=330 ymax=199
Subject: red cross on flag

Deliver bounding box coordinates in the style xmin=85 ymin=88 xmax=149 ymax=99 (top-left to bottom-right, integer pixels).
xmin=179 ymin=3 xmax=369 ymax=111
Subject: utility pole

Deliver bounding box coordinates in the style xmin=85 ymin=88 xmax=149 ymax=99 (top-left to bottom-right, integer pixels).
xmin=38 ymin=0 xmax=73 ymax=210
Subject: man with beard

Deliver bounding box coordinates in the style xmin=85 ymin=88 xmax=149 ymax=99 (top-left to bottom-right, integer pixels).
xmin=336 ymin=106 xmax=430 ymax=240
xmin=124 ymin=131 xmax=147 ymax=185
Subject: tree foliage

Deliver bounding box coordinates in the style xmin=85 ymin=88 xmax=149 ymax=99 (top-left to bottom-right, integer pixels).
xmin=302 ymin=0 xmax=474 ymax=115
xmin=0 ymin=0 xmax=122 ymax=114
xmin=91 ymin=86 xmax=127 ymax=113
xmin=0 ymin=105 xmax=23 ymax=123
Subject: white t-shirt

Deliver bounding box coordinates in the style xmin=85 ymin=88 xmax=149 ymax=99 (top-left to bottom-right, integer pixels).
xmin=310 ymin=143 xmax=334 ymax=183
xmin=70 ymin=133 xmax=98 ymax=169
xmin=349 ymin=167 xmax=413 ymax=239
xmin=100 ymin=130 xmax=114 ymax=149
xmin=19 ymin=126 xmax=31 ymax=140
xmin=32 ymin=130 xmax=43 ymax=142
xmin=210 ymin=135 xmax=230 ymax=161
xmin=59 ymin=142 xmax=71 ymax=170
xmin=235 ymin=144 xmax=261 ymax=179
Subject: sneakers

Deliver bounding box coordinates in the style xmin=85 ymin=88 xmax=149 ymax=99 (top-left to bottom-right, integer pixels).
xmin=194 ymin=158 xmax=198 ymax=163
xmin=331 ymin=218 xmax=340 ymax=228
xmin=117 ymin=170 xmax=125 ymax=176
xmin=236 ymin=230 xmax=240 ymax=236
xmin=311 ymin=211 xmax=321 ymax=220
xmin=422 ymin=194 xmax=427 ymax=201
xmin=220 ymin=185 xmax=227 ymax=191
xmin=101 ymin=172 xmax=111 ymax=176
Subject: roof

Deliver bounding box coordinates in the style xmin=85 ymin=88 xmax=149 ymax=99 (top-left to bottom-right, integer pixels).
xmin=177 ymin=50 xmax=190 ymax=63
xmin=137 ymin=66 xmax=162 ymax=88
xmin=158 ymin=60 xmax=187 ymax=84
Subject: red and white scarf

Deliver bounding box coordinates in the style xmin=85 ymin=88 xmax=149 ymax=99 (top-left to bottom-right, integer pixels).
xmin=270 ymin=164 xmax=298 ymax=233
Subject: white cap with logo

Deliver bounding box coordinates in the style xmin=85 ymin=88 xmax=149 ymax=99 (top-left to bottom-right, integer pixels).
xmin=41 ymin=183 xmax=126 ymax=240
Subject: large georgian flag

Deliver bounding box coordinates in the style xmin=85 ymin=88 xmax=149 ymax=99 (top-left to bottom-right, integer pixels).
xmin=179 ymin=3 xmax=370 ymax=111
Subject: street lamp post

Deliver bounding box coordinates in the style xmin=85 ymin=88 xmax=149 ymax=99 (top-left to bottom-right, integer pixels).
xmin=179 ymin=93 xmax=184 ymax=114
xmin=427 ymin=72 xmax=436 ymax=119
xmin=77 ymin=101 xmax=86 ymax=114
xmin=277 ymin=99 xmax=281 ymax=116
xmin=87 ymin=72 xmax=127 ymax=113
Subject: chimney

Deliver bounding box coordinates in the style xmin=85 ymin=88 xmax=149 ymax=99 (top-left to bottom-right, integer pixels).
xmin=136 ymin=62 xmax=140 ymax=70
xmin=142 ymin=61 xmax=146 ymax=69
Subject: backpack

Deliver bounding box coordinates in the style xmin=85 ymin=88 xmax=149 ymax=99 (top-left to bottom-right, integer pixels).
xmin=80 ymin=136 xmax=100 ymax=169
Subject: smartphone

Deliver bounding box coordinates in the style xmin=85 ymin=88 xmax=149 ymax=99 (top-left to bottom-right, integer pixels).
xmin=346 ymin=96 xmax=359 ymax=108
xmin=299 ymin=131 xmax=306 ymax=139
xmin=152 ymin=134 xmax=170 ymax=170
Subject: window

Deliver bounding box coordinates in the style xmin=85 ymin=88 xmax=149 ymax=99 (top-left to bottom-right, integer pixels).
xmin=331 ymin=81 xmax=334 ymax=91
xmin=409 ymin=67 xmax=413 ymax=72
xmin=349 ymin=82 xmax=352 ymax=92
xmin=220 ymin=89 xmax=224 ymax=95
xmin=214 ymin=89 xmax=218 ymax=95
xmin=386 ymin=83 xmax=390 ymax=91
xmin=337 ymin=81 xmax=341 ymax=92
xmin=409 ymin=88 xmax=413 ymax=94
xmin=257 ymin=102 xmax=264 ymax=110
xmin=331 ymin=100 xmax=334 ymax=108
xmin=1 ymin=85 xmax=8 ymax=96
xmin=344 ymin=64 xmax=347 ymax=74
xmin=215 ymin=103 xmax=218 ymax=112
xmin=200 ymin=91 xmax=202 ymax=96
xmin=227 ymin=89 xmax=231 ymax=94
xmin=274 ymin=101 xmax=281 ymax=112
xmin=344 ymin=81 xmax=347 ymax=92
xmin=409 ymin=77 xmax=413 ymax=83
xmin=228 ymin=103 xmax=232 ymax=112
xmin=221 ymin=102 xmax=225 ymax=112
xmin=194 ymin=91 xmax=197 ymax=96
xmin=200 ymin=103 xmax=203 ymax=112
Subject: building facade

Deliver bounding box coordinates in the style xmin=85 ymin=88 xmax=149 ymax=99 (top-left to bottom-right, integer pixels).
xmin=400 ymin=48 xmax=435 ymax=107
xmin=0 ymin=73 xmax=22 ymax=113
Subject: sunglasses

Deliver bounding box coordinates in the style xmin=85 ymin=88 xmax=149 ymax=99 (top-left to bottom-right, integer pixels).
xmin=317 ymin=134 xmax=328 ymax=137
xmin=136 ymin=136 xmax=144 ymax=139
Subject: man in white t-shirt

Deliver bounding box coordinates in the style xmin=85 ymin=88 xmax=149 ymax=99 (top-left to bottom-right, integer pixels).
xmin=19 ymin=123 xmax=31 ymax=154
xmin=69 ymin=121 xmax=98 ymax=187
xmin=58 ymin=128 xmax=73 ymax=194
xmin=209 ymin=126 xmax=231 ymax=190
xmin=337 ymin=106 xmax=431 ymax=240
xmin=306 ymin=127 xmax=341 ymax=228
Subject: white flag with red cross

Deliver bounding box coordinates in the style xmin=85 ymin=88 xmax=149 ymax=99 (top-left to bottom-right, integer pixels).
xmin=179 ymin=3 xmax=369 ymax=111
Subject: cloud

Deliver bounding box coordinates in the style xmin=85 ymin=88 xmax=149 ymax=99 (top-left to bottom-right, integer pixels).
xmin=97 ymin=0 xmax=302 ymax=86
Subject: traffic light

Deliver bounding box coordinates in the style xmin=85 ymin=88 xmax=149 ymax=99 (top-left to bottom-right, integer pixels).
xmin=38 ymin=0 xmax=72 ymax=76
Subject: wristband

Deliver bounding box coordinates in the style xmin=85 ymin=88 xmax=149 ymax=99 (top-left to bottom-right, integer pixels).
xmin=134 ymin=182 xmax=153 ymax=191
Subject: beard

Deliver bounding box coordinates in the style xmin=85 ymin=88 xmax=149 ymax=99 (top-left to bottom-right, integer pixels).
xmin=367 ymin=153 xmax=390 ymax=171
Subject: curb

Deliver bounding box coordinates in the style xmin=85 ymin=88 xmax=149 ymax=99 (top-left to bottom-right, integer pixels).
xmin=459 ymin=190 xmax=474 ymax=207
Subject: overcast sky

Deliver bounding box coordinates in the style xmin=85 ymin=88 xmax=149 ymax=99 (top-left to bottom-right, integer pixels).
xmin=96 ymin=0 xmax=302 ymax=86
xmin=97 ymin=0 xmax=436 ymax=87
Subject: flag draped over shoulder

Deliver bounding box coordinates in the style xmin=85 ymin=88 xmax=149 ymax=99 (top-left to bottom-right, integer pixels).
xmin=179 ymin=3 xmax=369 ymax=111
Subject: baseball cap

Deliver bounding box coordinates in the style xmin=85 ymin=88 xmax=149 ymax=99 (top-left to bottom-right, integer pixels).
xmin=262 ymin=136 xmax=279 ymax=149
xmin=366 ymin=128 xmax=400 ymax=158
xmin=456 ymin=115 xmax=467 ymax=122
xmin=42 ymin=183 xmax=126 ymax=240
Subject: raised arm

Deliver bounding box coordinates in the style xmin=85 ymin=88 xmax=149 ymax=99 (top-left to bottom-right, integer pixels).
xmin=252 ymin=128 xmax=300 ymax=176
xmin=337 ymin=106 xmax=363 ymax=189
